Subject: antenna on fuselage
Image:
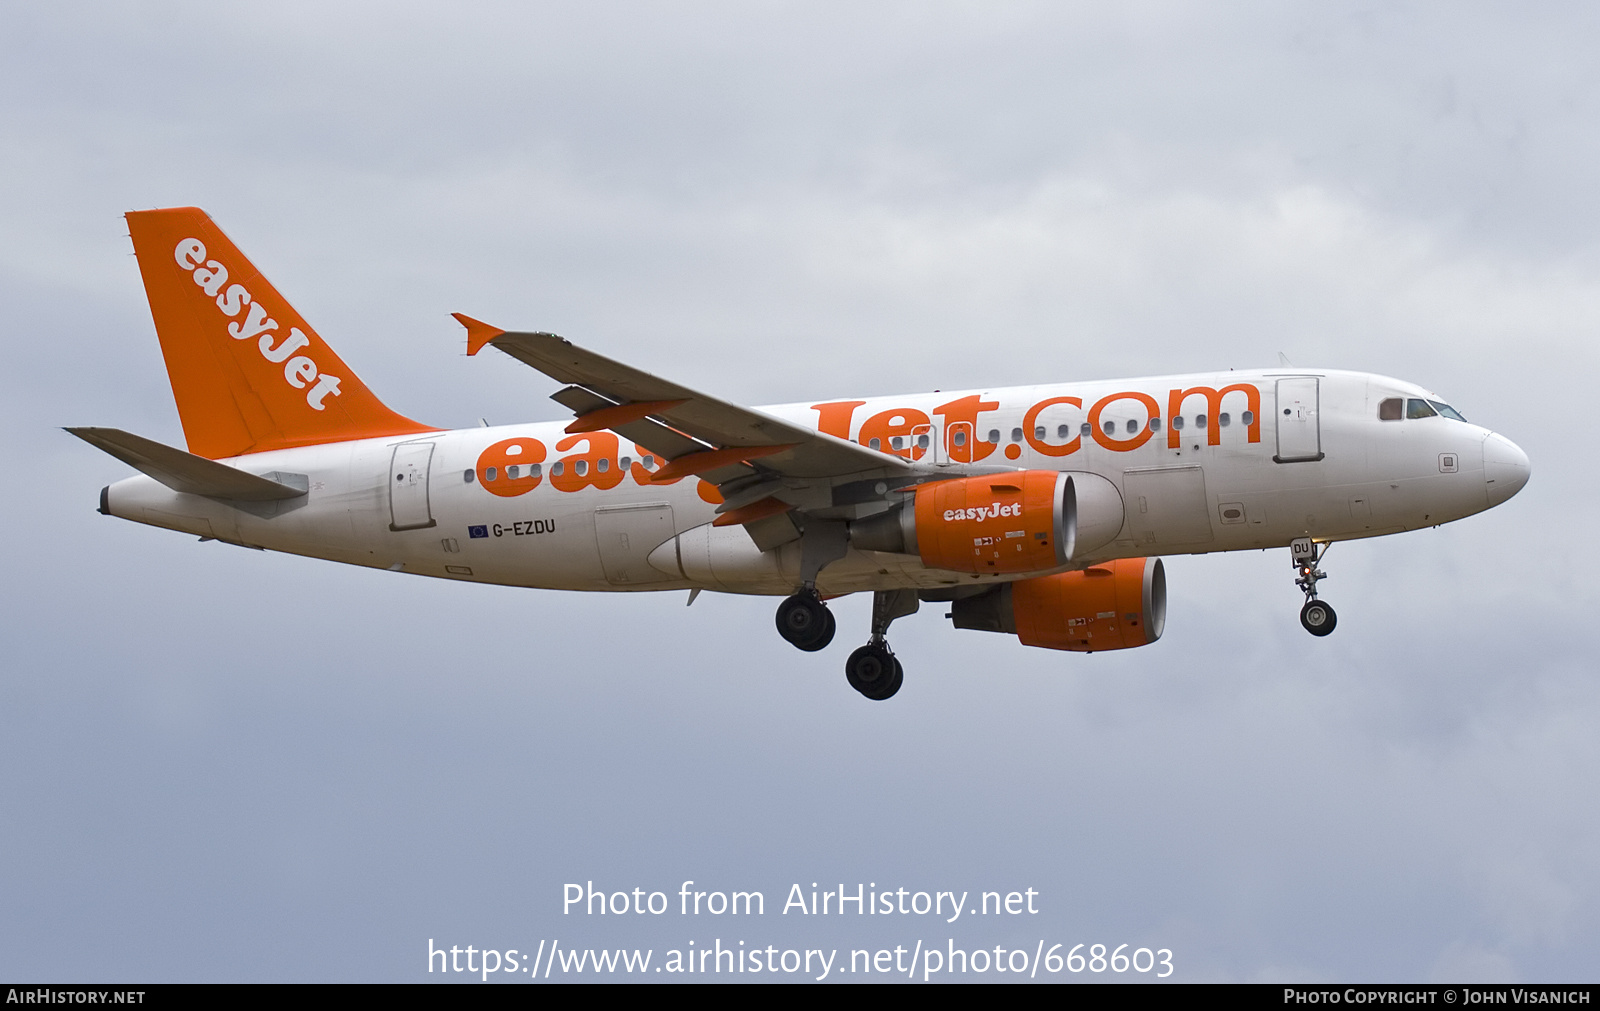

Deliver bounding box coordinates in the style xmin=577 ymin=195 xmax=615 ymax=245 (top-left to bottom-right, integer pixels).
xmin=1277 ymin=352 xmax=1294 ymax=367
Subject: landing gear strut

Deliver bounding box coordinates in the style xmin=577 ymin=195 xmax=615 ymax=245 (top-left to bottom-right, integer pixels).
xmin=1291 ymin=537 xmax=1337 ymax=637
xmin=774 ymin=522 xmax=849 ymax=652
xmin=845 ymin=589 xmax=918 ymax=700
xmin=776 ymin=590 xmax=835 ymax=652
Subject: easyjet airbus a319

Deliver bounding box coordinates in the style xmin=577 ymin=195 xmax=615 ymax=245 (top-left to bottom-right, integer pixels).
xmin=74 ymin=207 xmax=1531 ymax=699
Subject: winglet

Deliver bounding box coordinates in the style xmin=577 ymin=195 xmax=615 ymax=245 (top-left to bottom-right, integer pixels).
xmin=453 ymin=313 xmax=506 ymax=356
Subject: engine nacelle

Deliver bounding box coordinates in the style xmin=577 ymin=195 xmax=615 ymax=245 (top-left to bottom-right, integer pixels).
xmin=850 ymin=471 xmax=1125 ymax=574
xmin=915 ymin=470 xmax=1068 ymax=574
xmin=949 ymin=557 xmax=1166 ymax=652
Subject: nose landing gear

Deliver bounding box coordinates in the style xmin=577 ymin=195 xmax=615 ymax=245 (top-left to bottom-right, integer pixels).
xmin=1291 ymin=537 xmax=1337 ymax=637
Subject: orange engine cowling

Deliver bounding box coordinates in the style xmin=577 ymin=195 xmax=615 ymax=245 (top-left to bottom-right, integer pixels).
xmin=949 ymin=557 xmax=1166 ymax=652
xmin=912 ymin=471 xmax=1068 ymax=574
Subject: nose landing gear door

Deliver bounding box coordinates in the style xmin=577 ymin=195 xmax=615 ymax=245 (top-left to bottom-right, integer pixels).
xmin=1274 ymin=378 xmax=1324 ymax=463
xmin=389 ymin=441 xmax=437 ymax=531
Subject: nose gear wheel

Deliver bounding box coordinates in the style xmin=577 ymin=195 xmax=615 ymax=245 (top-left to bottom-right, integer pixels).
xmin=1299 ymin=599 xmax=1337 ymax=636
xmin=1290 ymin=537 xmax=1337 ymax=637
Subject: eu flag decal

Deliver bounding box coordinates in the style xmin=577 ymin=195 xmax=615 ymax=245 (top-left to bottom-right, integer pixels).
xmin=468 ymin=525 xmax=488 ymax=539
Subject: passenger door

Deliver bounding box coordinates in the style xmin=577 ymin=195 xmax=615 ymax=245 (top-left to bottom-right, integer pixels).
xmin=389 ymin=442 xmax=437 ymax=531
xmin=1274 ymin=378 xmax=1323 ymax=463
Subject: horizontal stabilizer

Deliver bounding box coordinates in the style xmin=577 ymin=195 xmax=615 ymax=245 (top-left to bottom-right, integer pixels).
xmin=65 ymin=427 xmax=307 ymax=501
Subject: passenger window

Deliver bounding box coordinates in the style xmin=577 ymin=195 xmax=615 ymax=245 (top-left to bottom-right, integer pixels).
xmin=597 ymin=458 xmax=610 ymax=473
xmin=890 ymin=436 xmax=903 ymax=450
xmin=1035 ymin=426 xmax=1046 ymax=440
xmin=1219 ymin=413 xmax=1230 ymax=427
xmin=1242 ymin=410 xmax=1254 ymax=426
xmin=1102 ymin=420 xmax=1115 ymax=435
xmin=575 ymin=460 xmax=588 ymax=476
xmin=529 ymin=464 xmax=541 ymax=478
xmin=1196 ymin=414 xmax=1207 ymax=430
xmin=463 ymin=469 xmax=474 ymax=483
xmin=1172 ymin=416 xmax=1185 ymax=430
xmin=642 ymin=456 xmax=655 ymax=469
xmin=619 ymin=456 xmax=632 ymax=471
xmin=953 ymin=430 xmax=967 ymax=446
xmin=1010 ymin=428 xmax=1023 ymax=442
xmin=1125 ymin=419 xmax=1138 ymax=434
xmin=1080 ymin=423 xmax=1091 ymax=437
xmin=869 ymin=437 xmax=881 ymax=451
xmin=1149 ymin=417 xmax=1161 ymax=431
xmin=485 ymin=467 xmax=497 ymax=481
xmin=1056 ymin=425 xmax=1069 ymax=439
xmin=507 ymin=465 xmax=519 ymax=479
xmin=551 ymin=462 xmax=564 ymax=476
xmin=1406 ymin=399 xmax=1437 ymax=420
xmin=1378 ymin=398 xmax=1403 ymax=421
xmin=988 ymin=429 xmax=1000 ymax=444
xmin=917 ymin=434 xmax=929 ymax=449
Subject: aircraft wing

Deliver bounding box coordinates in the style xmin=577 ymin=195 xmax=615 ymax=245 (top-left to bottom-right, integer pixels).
xmin=456 ymin=314 xmax=918 ymax=485
xmin=455 ymin=314 xmax=939 ymax=545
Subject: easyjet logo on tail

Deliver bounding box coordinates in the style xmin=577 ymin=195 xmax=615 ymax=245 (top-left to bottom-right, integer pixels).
xmin=173 ymin=238 xmax=344 ymax=411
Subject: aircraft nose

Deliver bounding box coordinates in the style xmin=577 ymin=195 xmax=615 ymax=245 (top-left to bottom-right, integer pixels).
xmin=1482 ymin=432 xmax=1531 ymax=507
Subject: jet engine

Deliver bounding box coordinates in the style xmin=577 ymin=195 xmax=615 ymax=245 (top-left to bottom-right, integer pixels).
xmin=850 ymin=471 xmax=1125 ymax=574
xmin=948 ymin=557 xmax=1166 ymax=652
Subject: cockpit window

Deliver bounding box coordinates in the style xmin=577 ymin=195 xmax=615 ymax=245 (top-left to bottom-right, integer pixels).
xmin=1406 ymin=399 xmax=1438 ymax=420
xmin=1378 ymin=398 xmax=1403 ymax=421
xmin=1427 ymin=400 xmax=1468 ymax=422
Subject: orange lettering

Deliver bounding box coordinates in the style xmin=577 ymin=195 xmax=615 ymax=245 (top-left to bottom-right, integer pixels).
xmin=551 ymin=432 xmax=626 ymax=492
xmin=858 ymin=407 xmax=932 ymax=460
xmin=933 ymin=395 xmax=1000 ymax=463
xmin=811 ymin=400 xmax=866 ymax=440
xmin=629 ymin=442 xmax=683 ymax=485
xmin=1089 ymin=392 xmax=1158 ymax=452
xmin=1166 ymin=384 xmax=1261 ymax=448
xmin=1022 ymin=396 xmax=1083 ymax=458
xmin=476 ymin=438 xmax=546 ymax=498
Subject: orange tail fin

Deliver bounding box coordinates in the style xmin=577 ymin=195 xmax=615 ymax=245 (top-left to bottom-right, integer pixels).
xmin=126 ymin=207 xmax=437 ymax=459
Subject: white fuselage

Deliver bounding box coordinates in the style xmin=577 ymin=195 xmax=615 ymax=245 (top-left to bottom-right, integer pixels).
xmin=101 ymin=369 xmax=1526 ymax=596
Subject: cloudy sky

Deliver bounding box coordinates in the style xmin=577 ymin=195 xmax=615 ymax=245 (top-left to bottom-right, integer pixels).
xmin=2 ymin=1 xmax=1595 ymax=982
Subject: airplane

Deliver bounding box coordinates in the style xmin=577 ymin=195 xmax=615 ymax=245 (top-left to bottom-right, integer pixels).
xmin=71 ymin=207 xmax=1531 ymax=700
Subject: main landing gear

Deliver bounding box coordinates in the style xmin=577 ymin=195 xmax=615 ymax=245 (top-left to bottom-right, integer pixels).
xmin=775 ymin=590 xmax=835 ymax=652
xmin=1291 ymin=537 xmax=1337 ymax=637
xmin=845 ymin=643 xmax=901 ymax=701
xmin=772 ymin=587 xmax=919 ymax=700
xmin=844 ymin=588 xmax=918 ymax=701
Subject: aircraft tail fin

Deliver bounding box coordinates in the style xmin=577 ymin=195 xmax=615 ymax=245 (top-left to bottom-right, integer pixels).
xmin=125 ymin=207 xmax=436 ymax=459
